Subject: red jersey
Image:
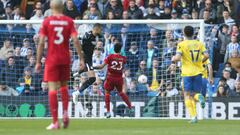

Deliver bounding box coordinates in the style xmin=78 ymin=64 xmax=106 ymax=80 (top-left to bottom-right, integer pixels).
xmin=104 ymin=54 xmax=126 ymax=78
xmin=39 ymin=15 xmax=77 ymax=65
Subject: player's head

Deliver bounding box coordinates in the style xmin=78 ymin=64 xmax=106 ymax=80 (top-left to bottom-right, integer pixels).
xmin=114 ymin=43 xmax=122 ymax=53
xmin=93 ymin=23 xmax=102 ymax=35
xmin=183 ymin=25 xmax=194 ymax=38
xmin=50 ymin=0 xmax=64 ymax=12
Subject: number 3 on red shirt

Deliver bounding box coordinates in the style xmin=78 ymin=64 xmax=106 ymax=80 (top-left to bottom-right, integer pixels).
xmin=54 ymin=27 xmax=64 ymax=45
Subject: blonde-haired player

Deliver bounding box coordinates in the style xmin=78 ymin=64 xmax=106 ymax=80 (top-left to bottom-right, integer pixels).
xmin=171 ymin=26 xmax=209 ymax=123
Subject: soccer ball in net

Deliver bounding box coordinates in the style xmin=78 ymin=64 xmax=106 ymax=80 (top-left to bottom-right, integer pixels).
xmin=138 ymin=75 xmax=148 ymax=84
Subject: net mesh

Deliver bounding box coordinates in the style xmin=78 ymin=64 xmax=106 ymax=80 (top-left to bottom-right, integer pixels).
xmin=0 ymin=20 xmax=213 ymax=118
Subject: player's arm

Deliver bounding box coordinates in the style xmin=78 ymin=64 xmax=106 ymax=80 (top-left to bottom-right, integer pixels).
xmin=35 ymin=35 xmax=45 ymax=73
xmin=171 ymin=43 xmax=182 ymax=63
xmin=202 ymin=52 xmax=209 ymax=63
xmin=93 ymin=63 xmax=107 ymax=70
xmin=207 ymin=63 xmax=214 ymax=84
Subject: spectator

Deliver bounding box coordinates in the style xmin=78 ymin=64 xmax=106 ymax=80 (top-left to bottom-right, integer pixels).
xmin=217 ymin=0 xmax=232 ymax=19
xmin=228 ymin=50 xmax=240 ymax=73
xmin=30 ymin=9 xmax=44 ymax=33
xmin=97 ymin=0 xmax=109 ymax=18
xmin=106 ymin=0 xmax=123 ymax=19
xmin=0 ymin=3 xmax=14 ymax=20
xmin=25 ymin=56 xmax=36 ymax=72
xmin=0 ymin=81 xmax=19 ymax=96
xmin=89 ymin=83 xmax=103 ymax=96
xmin=181 ymin=8 xmax=190 ymax=19
xmin=203 ymin=9 xmax=216 ymax=24
xmin=77 ymin=15 xmax=93 ymax=39
xmin=18 ymin=66 xmax=38 ymax=94
xmin=144 ymin=4 xmax=159 ymax=19
xmin=31 ymin=1 xmax=42 ymax=17
xmin=171 ymin=9 xmax=178 ymax=19
xmin=161 ymin=38 xmax=176 ymax=67
xmin=13 ymin=6 xmax=22 ymax=20
xmin=224 ymin=35 xmax=240 ymax=63
xmin=20 ymin=38 xmax=31 ymax=57
xmin=199 ymin=0 xmax=217 ymax=20
xmin=127 ymin=79 xmax=137 ymax=94
xmin=143 ymin=40 xmax=159 ymax=69
xmin=147 ymin=58 xmax=163 ymax=92
xmin=164 ymin=80 xmax=179 ymax=97
xmin=230 ymin=24 xmax=240 ymax=41
xmin=155 ymin=0 xmax=165 ymax=16
xmin=222 ymin=69 xmax=236 ymax=90
xmin=123 ymin=68 xmax=133 ymax=92
xmin=218 ymin=10 xmax=235 ymax=27
xmin=214 ymin=24 xmax=231 ymax=66
xmin=83 ymin=5 xmax=102 ymax=20
xmin=148 ymin=28 xmax=161 ymax=48
xmin=224 ymin=62 xmax=238 ymax=79
xmin=0 ymin=56 xmax=19 ymax=88
xmin=117 ymin=26 xmax=132 ymax=50
xmin=0 ymin=39 xmax=14 ymax=60
xmin=216 ymin=78 xmax=231 ymax=97
xmin=122 ymin=10 xmax=129 ymax=19
xmin=174 ymin=0 xmax=192 ymax=17
xmin=63 ymin=0 xmax=80 ymax=19
xmin=92 ymin=44 xmax=106 ymax=80
xmin=39 ymin=81 xmax=48 ymax=95
xmin=135 ymin=60 xmax=147 ymax=80
xmin=159 ymin=6 xmax=171 ymax=19
xmin=136 ymin=0 xmax=146 ymax=16
xmin=162 ymin=63 xmax=181 ymax=88
xmin=127 ymin=0 xmax=143 ymax=19
xmin=191 ymin=9 xmax=199 ymax=19
xmin=127 ymin=41 xmax=142 ymax=75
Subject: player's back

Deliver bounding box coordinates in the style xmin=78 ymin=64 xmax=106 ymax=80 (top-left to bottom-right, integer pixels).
xmin=105 ymin=54 xmax=126 ymax=78
xmin=39 ymin=15 xmax=76 ymax=65
xmin=177 ymin=40 xmax=206 ymax=77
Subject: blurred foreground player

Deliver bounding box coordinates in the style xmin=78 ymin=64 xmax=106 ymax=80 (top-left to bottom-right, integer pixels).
xmin=94 ymin=43 xmax=132 ymax=118
xmin=35 ymin=0 xmax=84 ymax=130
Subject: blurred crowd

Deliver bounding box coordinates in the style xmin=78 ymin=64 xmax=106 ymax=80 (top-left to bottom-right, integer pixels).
xmin=0 ymin=0 xmax=240 ymax=98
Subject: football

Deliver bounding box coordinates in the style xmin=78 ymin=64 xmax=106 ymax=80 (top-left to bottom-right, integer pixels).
xmin=138 ymin=74 xmax=148 ymax=84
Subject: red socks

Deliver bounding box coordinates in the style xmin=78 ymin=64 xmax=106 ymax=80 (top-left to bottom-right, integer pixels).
xmin=48 ymin=90 xmax=58 ymax=123
xmin=119 ymin=92 xmax=132 ymax=109
xmin=105 ymin=93 xmax=110 ymax=112
xmin=60 ymin=86 xmax=69 ymax=113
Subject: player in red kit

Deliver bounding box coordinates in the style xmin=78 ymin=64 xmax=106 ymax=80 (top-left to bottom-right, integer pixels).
xmin=94 ymin=43 xmax=132 ymax=118
xmin=35 ymin=0 xmax=84 ymax=130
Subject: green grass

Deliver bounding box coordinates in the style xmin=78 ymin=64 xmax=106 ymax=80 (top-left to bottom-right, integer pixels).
xmin=0 ymin=119 xmax=240 ymax=135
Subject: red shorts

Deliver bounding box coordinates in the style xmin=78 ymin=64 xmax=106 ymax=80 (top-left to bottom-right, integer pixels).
xmin=44 ymin=64 xmax=70 ymax=82
xmin=104 ymin=77 xmax=123 ymax=92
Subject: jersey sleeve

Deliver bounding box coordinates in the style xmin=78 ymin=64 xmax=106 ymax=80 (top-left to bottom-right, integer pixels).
xmin=176 ymin=43 xmax=182 ymax=55
xmin=104 ymin=55 xmax=110 ymax=65
xmin=69 ymin=19 xmax=77 ymax=37
xmin=39 ymin=19 xmax=48 ymax=36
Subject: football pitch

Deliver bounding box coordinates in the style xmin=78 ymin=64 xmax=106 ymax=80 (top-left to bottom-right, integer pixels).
xmin=0 ymin=119 xmax=239 ymax=135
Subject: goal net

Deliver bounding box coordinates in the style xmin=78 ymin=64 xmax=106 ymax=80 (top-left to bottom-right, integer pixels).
xmin=0 ymin=20 xmax=212 ymax=119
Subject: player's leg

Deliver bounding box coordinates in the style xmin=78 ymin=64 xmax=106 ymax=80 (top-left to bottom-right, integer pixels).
xmin=60 ymin=81 xmax=69 ymax=128
xmin=201 ymin=78 xmax=208 ymax=97
xmin=183 ymin=77 xmax=197 ymax=123
xmin=72 ymin=63 xmax=96 ymax=104
xmin=116 ymin=78 xmax=132 ymax=109
xmin=44 ymin=64 xmax=60 ymax=130
xmin=193 ymin=74 xmax=205 ymax=109
xmin=47 ymin=81 xmax=61 ymax=130
xmin=104 ymin=78 xmax=114 ymax=118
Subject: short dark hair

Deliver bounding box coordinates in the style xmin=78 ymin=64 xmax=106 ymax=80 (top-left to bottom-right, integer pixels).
xmin=114 ymin=43 xmax=122 ymax=53
xmin=93 ymin=23 xmax=102 ymax=29
xmin=184 ymin=25 xmax=194 ymax=37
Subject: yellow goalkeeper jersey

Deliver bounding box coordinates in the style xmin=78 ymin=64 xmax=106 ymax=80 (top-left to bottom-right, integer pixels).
xmin=176 ymin=40 xmax=207 ymax=77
